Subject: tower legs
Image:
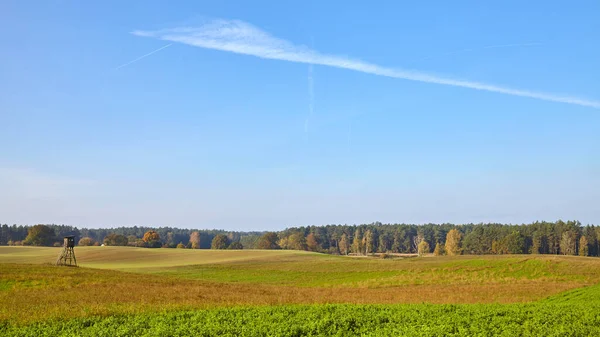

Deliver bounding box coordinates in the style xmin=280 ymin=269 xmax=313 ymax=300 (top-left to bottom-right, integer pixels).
xmin=56 ymin=246 xmax=77 ymax=266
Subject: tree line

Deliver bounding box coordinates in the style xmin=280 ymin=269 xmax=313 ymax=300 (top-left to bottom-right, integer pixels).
xmin=276 ymin=220 xmax=599 ymax=256
xmin=1 ymin=220 xmax=599 ymax=256
xmin=0 ymin=224 xmax=263 ymax=249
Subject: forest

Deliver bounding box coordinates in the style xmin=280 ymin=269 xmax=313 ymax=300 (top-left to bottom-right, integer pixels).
xmin=1 ymin=220 xmax=598 ymax=256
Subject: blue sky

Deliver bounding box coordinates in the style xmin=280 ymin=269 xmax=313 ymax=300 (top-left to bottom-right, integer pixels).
xmin=1 ymin=1 xmax=599 ymax=230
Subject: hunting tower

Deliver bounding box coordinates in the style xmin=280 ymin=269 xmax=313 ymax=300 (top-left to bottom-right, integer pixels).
xmin=56 ymin=235 xmax=77 ymax=267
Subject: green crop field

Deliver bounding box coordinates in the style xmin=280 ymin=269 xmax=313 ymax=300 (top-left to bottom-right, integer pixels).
xmin=2 ymin=246 xmax=600 ymax=336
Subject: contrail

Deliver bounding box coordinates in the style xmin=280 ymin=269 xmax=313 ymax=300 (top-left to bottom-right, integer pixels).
xmin=481 ymin=42 xmax=543 ymax=49
xmin=420 ymin=42 xmax=543 ymax=61
xmin=114 ymin=43 xmax=172 ymax=70
xmin=305 ymin=36 xmax=315 ymax=134
xmin=132 ymin=20 xmax=600 ymax=109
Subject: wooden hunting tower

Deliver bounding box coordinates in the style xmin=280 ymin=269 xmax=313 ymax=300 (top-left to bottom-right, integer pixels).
xmin=56 ymin=235 xmax=77 ymax=266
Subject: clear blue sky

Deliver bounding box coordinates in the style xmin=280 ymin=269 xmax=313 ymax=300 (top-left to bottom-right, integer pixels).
xmin=1 ymin=1 xmax=599 ymax=230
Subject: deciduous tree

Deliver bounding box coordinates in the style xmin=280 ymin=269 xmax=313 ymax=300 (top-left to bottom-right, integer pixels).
xmin=166 ymin=232 xmax=175 ymax=247
xmin=445 ymin=229 xmax=462 ymax=256
xmin=228 ymin=241 xmax=244 ymax=250
xmin=78 ymin=237 xmax=96 ymax=246
xmin=143 ymin=230 xmax=161 ymax=248
xmin=126 ymin=235 xmax=138 ymax=246
xmin=306 ymin=233 xmax=320 ymax=252
xmin=579 ymin=236 xmax=589 ymax=256
xmin=189 ymin=231 xmax=201 ymax=249
xmin=339 ymin=233 xmax=350 ymax=255
xmin=211 ymin=234 xmax=230 ymax=249
xmin=257 ymin=232 xmax=280 ymax=249
xmin=433 ymin=242 xmax=445 ymax=256
xmin=23 ymin=225 xmax=55 ymax=246
xmin=103 ymin=233 xmax=128 ymax=246
xmin=560 ymin=231 xmax=577 ymax=255
xmin=418 ymin=240 xmax=430 ymax=256
xmin=287 ymin=232 xmax=307 ymax=251
xmin=352 ymin=228 xmax=363 ymax=255
xmin=363 ymin=230 xmax=374 ymax=255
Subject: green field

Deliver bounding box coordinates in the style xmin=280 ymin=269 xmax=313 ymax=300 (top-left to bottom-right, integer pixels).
xmin=2 ymin=246 xmax=600 ymax=336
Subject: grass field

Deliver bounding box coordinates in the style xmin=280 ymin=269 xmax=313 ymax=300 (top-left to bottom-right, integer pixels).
xmin=2 ymin=246 xmax=600 ymax=335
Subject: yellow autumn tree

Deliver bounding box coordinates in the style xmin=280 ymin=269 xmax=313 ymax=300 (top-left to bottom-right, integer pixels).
xmin=445 ymin=229 xmax=463 ymax=256
xmin=189 ymin=231 xmax=201 ymax=249
xmin=363 ymin=230 xmax=374 ymax=255
xmin=142 ymin=230 xmax=161 ymax=248
xmin=351 ymin=228 xmax=363 ymax=255
xmin=417 ymin=240 xmax=430 ymax=256
xmin=433 ymin=242 xmax=445 ymax=256
xmin=78 ymin=237 xmax=96 ymax=246
xmin=339 ymin=233 xmax=350 ymax=255
xmin=579 ymin=236 xmax=589 ymax=256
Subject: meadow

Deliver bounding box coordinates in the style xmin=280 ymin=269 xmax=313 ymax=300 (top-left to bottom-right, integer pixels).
xmin=2 ymin=246 xmax=600 ymax=335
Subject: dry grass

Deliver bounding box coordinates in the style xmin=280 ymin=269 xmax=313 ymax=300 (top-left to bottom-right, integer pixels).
xmin=3 ymin=247 xmax=600 ymax=324
xmin=0 ymin=263 xmax=582 ymax=325
xmin=0 ymin=246 xmax=308 ymax=269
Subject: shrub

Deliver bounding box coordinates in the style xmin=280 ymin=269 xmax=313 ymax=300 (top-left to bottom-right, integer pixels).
xmin=103 ymin=234 xmax=128 ymax=246
xmin=78 ymin=237 xmax=96 ymax=246
xmin=126 ymin=235 xmax=138 ymax=246
xmin=135 ymin=239 xmax=148 ymax=248
xmin=228 ymin=242 xmax=243 ymax=250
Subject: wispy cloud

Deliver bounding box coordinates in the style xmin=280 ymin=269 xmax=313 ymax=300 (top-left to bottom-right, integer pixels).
xmin=132 ymin=19 xmax=600 ymax=109
xmin=419 ymin=42 xmax=543 ymax=62
xmin=114 ymin=43 xmax=172 ymax=70
xmin=305 ymin=63 xmax=314 ymax=133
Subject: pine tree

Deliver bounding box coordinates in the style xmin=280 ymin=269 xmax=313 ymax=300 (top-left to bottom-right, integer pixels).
xmin=391 ymin=231 xmax=402 ymax=253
